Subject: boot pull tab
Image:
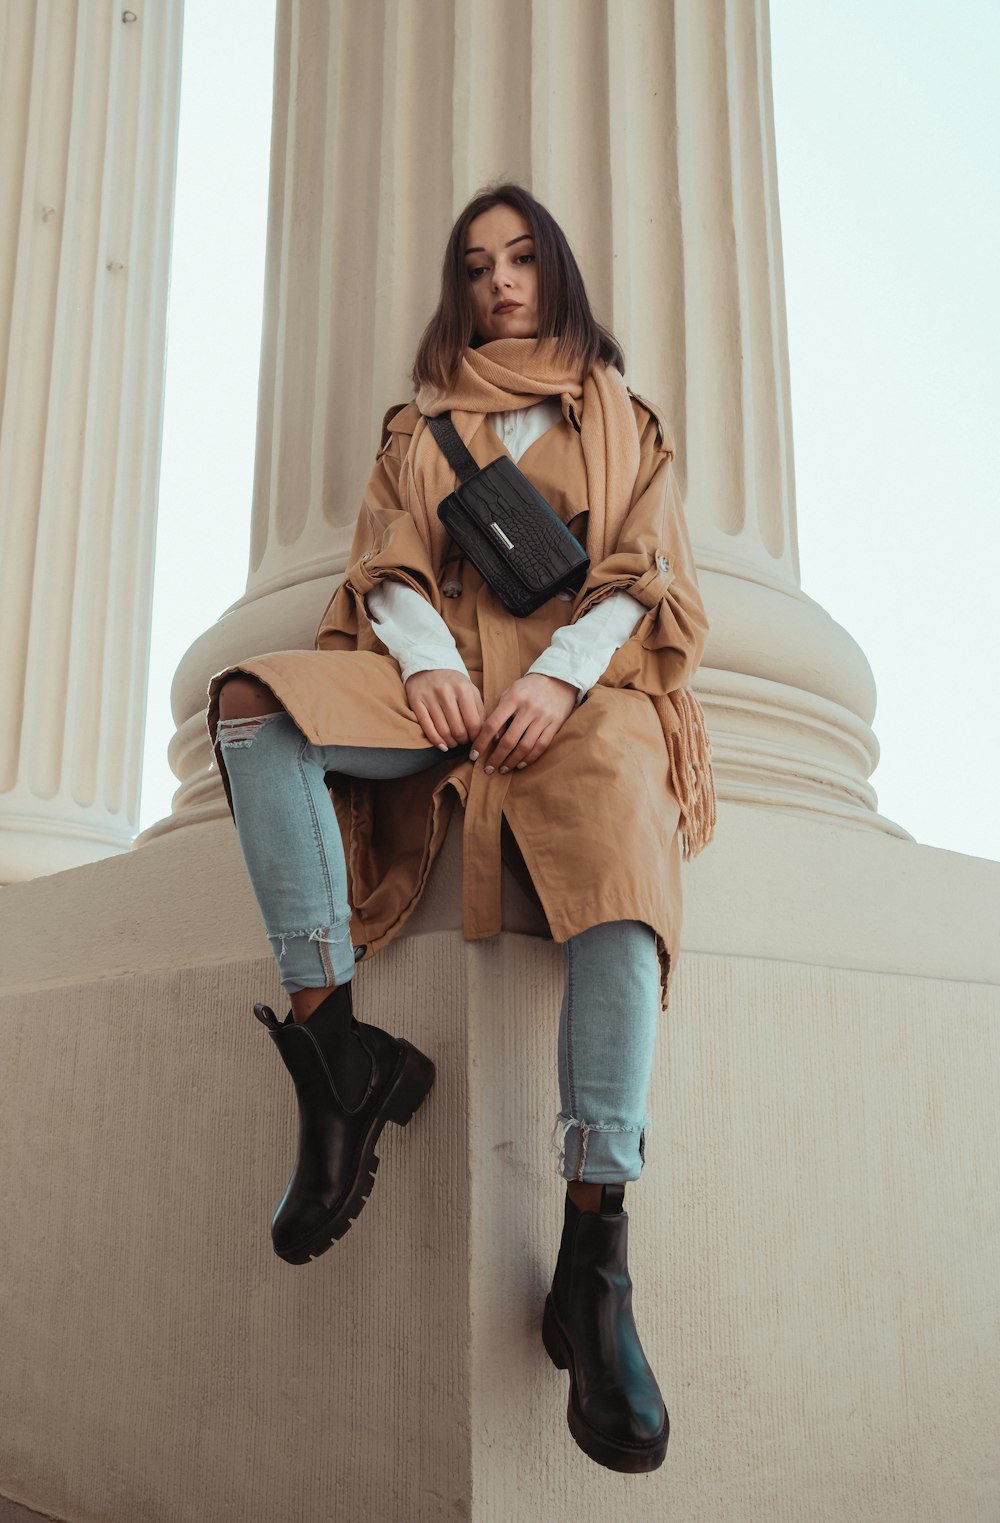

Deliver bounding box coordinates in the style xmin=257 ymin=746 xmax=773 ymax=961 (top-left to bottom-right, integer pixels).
xmin=600 ymin=1183 xmax=626 ymax=1215
xmin=253 ymin=1003 xmax=282 ymax=1030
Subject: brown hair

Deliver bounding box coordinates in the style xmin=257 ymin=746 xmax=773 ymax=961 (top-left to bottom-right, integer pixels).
xmin=411 ymin=182 xmax=625 ymax=392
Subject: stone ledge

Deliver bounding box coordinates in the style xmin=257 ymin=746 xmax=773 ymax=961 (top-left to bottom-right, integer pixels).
xmin=0 ymin=1496 xmax=62 ymax=1523
xmin=1 ymin=801 xmax=997 ymax=998
xmin=0 ymin=938 xmax=997 ymax=1521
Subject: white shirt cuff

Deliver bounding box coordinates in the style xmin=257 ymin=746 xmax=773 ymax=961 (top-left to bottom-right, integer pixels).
xmin=368 ymin=574 xmax=643 ymax=700
xmin=526 ymin=591 xmax=644 ymax=701
xmin=366 ymin=579 xmax=470 ymax=683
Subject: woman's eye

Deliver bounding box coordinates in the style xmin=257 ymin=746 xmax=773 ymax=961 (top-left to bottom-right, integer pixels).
xmin=515 ymin=253 xmax=535 ymax=265
xmin=467 ymin=265 xmax=488 ymax=280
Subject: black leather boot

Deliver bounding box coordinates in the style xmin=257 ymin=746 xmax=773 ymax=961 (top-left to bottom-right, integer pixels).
xmin=254 ymin=983 xmax=435 ymax=1264
xmin=542 ymin=1184 xmax=669 ymax=1472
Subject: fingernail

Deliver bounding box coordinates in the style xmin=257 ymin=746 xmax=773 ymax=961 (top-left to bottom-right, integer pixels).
xmin=469 ymin=750 xmax=479 ymax=761
xmin=484 ymin=765 xmax=494 ymax=775
xmin=499 ymin=766 xmax=509 ymax=774
xmin=438 ymin=743 xmax=448 ymax=752
xmin=516 ymin=762 xmax=527 ymax=769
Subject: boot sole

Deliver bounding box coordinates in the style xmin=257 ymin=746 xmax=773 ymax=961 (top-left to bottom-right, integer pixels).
xmin=274 ymin=1040 xmax=435 ymax=1264
xmin=542 ymin=1294 xmax=670 ymax=1474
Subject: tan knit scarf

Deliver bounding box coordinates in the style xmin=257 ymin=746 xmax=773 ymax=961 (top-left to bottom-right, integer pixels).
xmin=405 ymin=337 xmax=715 ymax=857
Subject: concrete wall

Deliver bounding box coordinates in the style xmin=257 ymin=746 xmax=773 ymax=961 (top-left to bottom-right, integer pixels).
xmin=1 ymin=805 xmax=997 ymax=1522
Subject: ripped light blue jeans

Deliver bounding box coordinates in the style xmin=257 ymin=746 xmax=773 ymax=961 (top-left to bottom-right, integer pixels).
xmin=216 ymin=709 xmax=662 ymax=1183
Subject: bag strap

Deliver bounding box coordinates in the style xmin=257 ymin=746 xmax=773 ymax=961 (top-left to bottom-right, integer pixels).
xmin=425 ymin=412 xmax=480 ymax=484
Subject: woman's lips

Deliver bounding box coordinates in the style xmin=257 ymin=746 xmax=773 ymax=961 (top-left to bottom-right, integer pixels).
xmin=492 ymin=301 xmax=521 ymax=314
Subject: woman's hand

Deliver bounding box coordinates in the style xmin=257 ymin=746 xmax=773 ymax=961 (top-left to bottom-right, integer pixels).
xmin=405 ymin=669 xmax=486 ymax=750
xmin=470 ymin=674 xmax=578 ymax=773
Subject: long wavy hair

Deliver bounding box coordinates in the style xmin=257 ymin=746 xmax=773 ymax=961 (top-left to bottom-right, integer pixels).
xmin=411 ymin=182 xmax=625 ymax=392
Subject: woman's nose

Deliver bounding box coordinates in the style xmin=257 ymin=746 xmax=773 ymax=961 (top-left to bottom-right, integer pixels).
xmin=491 ymin=265 xmax=512 ymax=291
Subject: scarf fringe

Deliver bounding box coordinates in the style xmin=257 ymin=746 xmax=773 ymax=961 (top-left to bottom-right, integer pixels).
xmin=651 ymin=688 xmax=717 ymax=860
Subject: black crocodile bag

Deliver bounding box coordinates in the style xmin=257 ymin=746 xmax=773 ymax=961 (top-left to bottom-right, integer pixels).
xmin=426 ymin=412 xmax=589 ymax=617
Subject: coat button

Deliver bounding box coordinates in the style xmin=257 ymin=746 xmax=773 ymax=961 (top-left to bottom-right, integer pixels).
xmin=656 ymin=554 xmax=670 ymax=571
xmin=361 ymin=551 xmax=372 ymax=563
xmin=442 ymin=580 xmax=462 ymax=598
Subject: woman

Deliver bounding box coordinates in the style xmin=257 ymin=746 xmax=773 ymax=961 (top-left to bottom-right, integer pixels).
xmin=208 ymin=184 xmax=713 ymax=1474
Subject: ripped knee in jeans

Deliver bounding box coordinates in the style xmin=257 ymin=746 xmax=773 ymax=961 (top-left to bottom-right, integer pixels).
xmin=215 ymin=714 xmax=282 ymax=749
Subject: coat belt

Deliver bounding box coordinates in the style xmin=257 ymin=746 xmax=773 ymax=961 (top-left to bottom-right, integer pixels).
xmin=461 ymin=764 xmax=513 ymax=939
xmin=461 ymin=589 xmax=521 ymax=939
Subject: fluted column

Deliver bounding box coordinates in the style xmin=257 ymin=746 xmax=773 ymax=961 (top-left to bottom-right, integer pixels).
xmin=0 ymin=1 xmax=183 ymax=880
xmin=158 ymin=0 xmax=903 ymax=840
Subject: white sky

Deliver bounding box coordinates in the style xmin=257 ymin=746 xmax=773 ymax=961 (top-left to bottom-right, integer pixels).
xmin=141 ymin=0 xmax=1000 ymax=862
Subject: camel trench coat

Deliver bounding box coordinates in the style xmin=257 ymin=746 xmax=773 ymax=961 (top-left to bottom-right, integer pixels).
xmin=208 ymin=391 xmax=708 ymax=1007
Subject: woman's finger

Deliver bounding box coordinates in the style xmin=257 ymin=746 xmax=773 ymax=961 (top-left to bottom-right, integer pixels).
xmin=412 ymin=698 xmax=449 ymax=751
xmin=471 ymin=699 xmax=514 ymax=760
xmin=487 ymin=713 xmax=532 ymax=771
xmin=438 ymin=687 xmax=469 ymax=745
xmin=457 ymin=682 xmax=486 ymax=737
xmin=515 ymin=721 xmax=559 ymax=769
xmin=497 ymin=717 xmax=547 ymax=772
xmin=427 ymin=697 xmax=458 ymax=749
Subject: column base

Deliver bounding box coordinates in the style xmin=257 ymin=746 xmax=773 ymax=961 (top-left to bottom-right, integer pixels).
xmin=0 ymin=809 xmax=131 ymax=884
xmin=150 ymin=561 xmax=899 ymax=845
xmin=698 ymin=666 xmax=910 ymax=838
xmin=696 ymin=566 xmax=907 ymax=835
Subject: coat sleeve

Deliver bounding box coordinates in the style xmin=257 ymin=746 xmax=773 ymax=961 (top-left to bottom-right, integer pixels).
xmin=570 ymin=404 xmax=708 ymax=698
xmin=314 ymin=413 xmax=443 ymax=654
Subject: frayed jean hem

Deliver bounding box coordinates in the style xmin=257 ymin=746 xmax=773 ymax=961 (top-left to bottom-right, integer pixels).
xmin=551 ymin=1113 xmax=650 ymax=1184
xmin=266 ymin=923 xmax=355 ymax=995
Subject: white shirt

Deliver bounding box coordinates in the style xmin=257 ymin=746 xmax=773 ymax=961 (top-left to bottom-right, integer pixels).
xmin=365 ymin=400 xmax=644 ymax=700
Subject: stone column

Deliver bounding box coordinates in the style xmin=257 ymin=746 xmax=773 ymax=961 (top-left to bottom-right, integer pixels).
xmin=157 ymin=0 xmax=903 ymax=841
xmin=0 ymin=1 xmax=183 ymax=881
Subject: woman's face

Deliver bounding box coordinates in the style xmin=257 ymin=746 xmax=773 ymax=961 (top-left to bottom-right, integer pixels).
xmin=463 ymin=204 xmax=539 ymax=343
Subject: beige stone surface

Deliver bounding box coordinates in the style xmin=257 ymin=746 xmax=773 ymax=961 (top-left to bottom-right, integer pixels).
xmin=0 ymin=1493 xmax=57 ymax=1523
xmin=0 ymin=808 xmax=997 ymax=1523
xmin=0 ymin=944 xmax=471 ymax=1523
xmin=469 ymin=949 xmax=1000 ymax=1523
